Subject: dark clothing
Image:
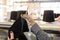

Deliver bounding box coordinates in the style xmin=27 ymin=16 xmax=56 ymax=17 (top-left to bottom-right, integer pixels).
xmin=8 ymin=17 xmax=29 ymax=40
xmin=31 ymin=23 xmax=51 ymax=40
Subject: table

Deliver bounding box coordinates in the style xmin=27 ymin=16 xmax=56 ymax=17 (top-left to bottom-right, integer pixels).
xmin=0 ymin=21 xmax=60 ymax=31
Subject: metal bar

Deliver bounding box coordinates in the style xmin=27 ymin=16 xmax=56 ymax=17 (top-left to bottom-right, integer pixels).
xmin=14 ymin=1 xmax=60 ymax=3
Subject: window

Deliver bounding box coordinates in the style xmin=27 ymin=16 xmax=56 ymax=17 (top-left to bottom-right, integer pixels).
xmin=40 ymin=2 xmax=60 ymax=14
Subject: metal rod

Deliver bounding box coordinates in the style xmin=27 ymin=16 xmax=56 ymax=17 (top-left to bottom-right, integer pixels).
xmin=14 ymin=1 xmax=59 ymax=3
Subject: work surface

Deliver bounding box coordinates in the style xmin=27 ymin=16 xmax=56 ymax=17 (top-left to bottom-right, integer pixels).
xmin=35 ymin=21 xmax=60 ymax=31
xmin=0 ymin=21 xmax=14 ymax=29
xmin=0 ymin=21 xmax=60 ymax=31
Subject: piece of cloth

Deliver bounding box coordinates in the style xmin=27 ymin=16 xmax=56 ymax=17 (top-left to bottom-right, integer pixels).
xmin=8 ymin=17 xmax=29 ymax=40
xmin=31 ymin=23 xmax=51 ymax=40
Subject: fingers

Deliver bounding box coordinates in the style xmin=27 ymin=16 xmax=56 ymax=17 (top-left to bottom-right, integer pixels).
xmin=22 ymin=14 xmax=35 ymax=26
xmin=22 ymin=14 xmax=29 ymax=19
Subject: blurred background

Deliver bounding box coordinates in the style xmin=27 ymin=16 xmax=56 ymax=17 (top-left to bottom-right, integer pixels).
xmin=0 ymin=0 xmax=60 ymax=40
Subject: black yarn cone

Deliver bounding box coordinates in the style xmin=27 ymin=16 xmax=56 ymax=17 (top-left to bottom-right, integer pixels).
xmin=43 ymin=10 xmax=54 ymax=22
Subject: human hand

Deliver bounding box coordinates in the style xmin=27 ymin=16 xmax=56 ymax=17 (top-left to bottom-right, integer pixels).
xmin=21 ymin=14 xmax=35 ymax=27
xmin=8 ymin=31 xmax=14 ymax=40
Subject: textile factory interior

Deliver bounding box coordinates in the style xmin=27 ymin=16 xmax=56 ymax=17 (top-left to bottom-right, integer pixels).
xmin=0 ymin=0 xmax=60 ymax=40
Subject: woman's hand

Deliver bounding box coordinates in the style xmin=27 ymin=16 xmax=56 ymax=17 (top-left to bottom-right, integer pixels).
xmin=21 ymin=14 xmax=35 ymax=27
xmin=8 ymin=31 xmax=14 ymax=40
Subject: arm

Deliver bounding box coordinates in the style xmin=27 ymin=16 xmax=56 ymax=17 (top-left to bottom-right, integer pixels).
xmin=22 ymin=14 xmax=51 ymax=40
xmin=31 ymin=23 xmax=51 ymax=40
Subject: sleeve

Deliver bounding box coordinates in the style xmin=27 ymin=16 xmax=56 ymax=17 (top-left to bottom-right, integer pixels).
xmin=10 ymin=17 xmax=29 ymax=32
xmin=31 ymin=23 xmax=51 ymax=40
xmin=11 ymin=18 xmax=21 ymax=29
xmin=23 ymin=19 xmax=29 ymax=32
xmin=8 ymin=17 xmax=21 ymax=38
